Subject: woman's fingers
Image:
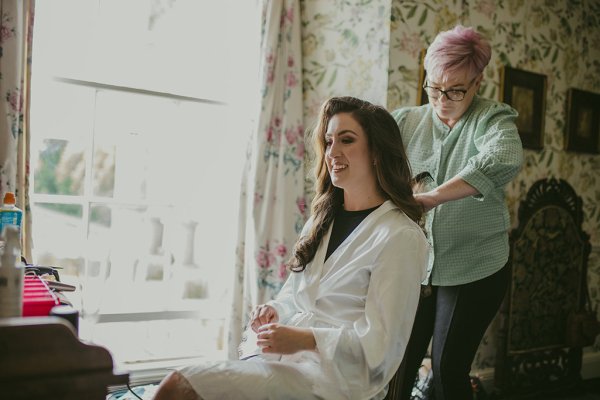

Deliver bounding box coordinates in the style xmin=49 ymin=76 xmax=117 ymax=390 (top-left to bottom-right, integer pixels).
xmin=256 ymin=325 xmax=274 ymax=350
xmin=256 ymin=324 xmax=290 ymax=354
xmin=256 ymin=325 xmax=275 ymax=352
xmin=250 ymin=305 xmax=277 ymax=332
xmin=249 ymin=306 xmax=264 ymax=330
xmin=259 ymin=306 xmax=272 ymax=323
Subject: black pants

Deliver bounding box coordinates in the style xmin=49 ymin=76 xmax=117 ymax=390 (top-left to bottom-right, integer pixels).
xmin=399 ymin=265 xmax=510 ymax=400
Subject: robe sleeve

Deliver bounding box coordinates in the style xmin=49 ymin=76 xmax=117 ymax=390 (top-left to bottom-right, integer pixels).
xmin=266 ymin=272 xmax=298 ymax=324
xmin=265 ymin=217 xmax=314 ymax=324
xmin=310 ymin=226 xmax=429 ymax=394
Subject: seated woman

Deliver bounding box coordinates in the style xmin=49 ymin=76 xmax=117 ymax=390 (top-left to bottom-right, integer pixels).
xmin=152 ymin=96 xmax=430 ymax=400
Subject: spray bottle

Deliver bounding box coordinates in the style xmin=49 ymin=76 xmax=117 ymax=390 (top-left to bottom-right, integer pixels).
xmin=0 ymin=192 xmax=23 ymax=241
xmin=0 ymin=225 xmax=24 ymax=317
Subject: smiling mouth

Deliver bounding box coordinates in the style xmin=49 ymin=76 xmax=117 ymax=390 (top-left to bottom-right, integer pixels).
xmin=332 ymin=164 xmax=347 ymax=173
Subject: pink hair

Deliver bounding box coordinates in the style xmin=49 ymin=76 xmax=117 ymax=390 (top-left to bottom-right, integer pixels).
xmin=424 ymin=25 xmax=491 ymax=83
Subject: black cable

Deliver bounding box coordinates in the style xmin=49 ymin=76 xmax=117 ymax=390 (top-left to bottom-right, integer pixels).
xmin=127 ymin=382 xmax=144 ymax=400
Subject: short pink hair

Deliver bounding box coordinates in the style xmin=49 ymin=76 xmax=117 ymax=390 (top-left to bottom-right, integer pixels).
xmin=424 ymin=25 xmax=491 ymax=83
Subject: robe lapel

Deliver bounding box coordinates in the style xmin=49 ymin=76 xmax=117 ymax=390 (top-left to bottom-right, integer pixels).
xmin=296 ymin=201 xmax=397 ymax=308
xmin=296 ymin=223 xmax=333 ymax=308
xmin=320 ymin=200 xmax=395 ymax=279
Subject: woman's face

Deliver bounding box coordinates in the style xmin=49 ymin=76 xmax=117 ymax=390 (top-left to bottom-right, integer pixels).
xmin=325 ymin=112 xmax=376 ymax=194
xmin=426 ymin=71 xmax=481 ymax=125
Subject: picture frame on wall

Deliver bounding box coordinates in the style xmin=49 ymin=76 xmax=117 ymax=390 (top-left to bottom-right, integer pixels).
xmin=500 ymin=66 xmax=547 ymax=150
xmin=565 ymin=88 xmax=600 ymax=154
xmin=416 ymin=48 xmax=428 ymax=106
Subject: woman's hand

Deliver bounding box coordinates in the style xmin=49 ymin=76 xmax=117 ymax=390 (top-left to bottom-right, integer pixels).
xmin=250 ymin=304 xmax=279 ymax=332
xmin=415 ymin=177 xmax=480 ymax=212
xmin=414 ymin=192 xmax=438 ymax=212
xmin=256 ymin=324 xmax=316 ymax=355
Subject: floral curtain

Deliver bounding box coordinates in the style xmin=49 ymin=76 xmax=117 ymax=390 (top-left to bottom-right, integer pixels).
xmin=229 ymin=0 xmax=306 ymax=359
xmin=0 ymin=0 xmax=34 ymax=260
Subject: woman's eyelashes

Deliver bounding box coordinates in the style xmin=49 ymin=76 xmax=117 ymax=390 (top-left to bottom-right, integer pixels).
xmin=325 ymin=136 xmax=354 ymax=146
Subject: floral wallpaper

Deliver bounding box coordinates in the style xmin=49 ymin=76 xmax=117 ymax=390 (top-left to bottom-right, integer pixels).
xmin=301 ymin=0 xmax=391 ymax=119
xmin=300 ymin=0 xmax=392 ymax=203
xmin=301 ymin=0 xmax=600 ymax=373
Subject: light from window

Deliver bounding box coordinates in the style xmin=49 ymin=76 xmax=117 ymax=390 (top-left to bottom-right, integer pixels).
xmin=29 ymin=0 xmax=258 ymax=379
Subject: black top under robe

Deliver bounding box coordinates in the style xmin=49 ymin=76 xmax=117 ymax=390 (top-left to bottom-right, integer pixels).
xmin=325 ymin=204 xmax=381 ymax=262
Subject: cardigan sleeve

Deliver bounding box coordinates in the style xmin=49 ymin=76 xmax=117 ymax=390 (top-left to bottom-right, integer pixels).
xmin=458 ymin=102 xmax=523 ymax=198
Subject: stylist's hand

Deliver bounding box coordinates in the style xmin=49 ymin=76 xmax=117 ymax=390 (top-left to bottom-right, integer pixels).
xmin=250 ymin=304 xmax=279 ymax=332
xmin=414 ymin=192 xmax=439 ymax=212
xmin=256 ymin=324 xmax=316 ymax=355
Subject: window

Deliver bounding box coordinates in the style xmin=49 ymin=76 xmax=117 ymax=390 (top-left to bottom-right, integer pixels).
xmin=29 ymin=0 xmax=258 ymax=382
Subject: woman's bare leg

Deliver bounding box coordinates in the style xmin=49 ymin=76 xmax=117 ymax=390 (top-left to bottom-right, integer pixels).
xmin=152 ymin=371 xmax=202 ymax=400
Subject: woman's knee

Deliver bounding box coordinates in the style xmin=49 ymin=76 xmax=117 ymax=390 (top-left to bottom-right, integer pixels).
xmin=153 ymin=371 xmax=202 ymax=400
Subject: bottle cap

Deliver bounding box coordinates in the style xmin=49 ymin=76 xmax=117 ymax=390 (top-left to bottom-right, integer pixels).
xmin=3 ymin=192 xmax=16 ymax=205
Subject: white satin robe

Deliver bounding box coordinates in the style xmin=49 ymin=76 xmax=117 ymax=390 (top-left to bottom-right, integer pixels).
xmin=181 ymin=200 xmax=429 ymax=400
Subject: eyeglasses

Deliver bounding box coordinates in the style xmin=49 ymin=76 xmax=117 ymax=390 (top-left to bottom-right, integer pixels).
xmin=423 ymin=77 xmax=477 ymax=102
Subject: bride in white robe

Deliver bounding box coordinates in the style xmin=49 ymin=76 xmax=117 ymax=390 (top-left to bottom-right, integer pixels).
xmin=152 ymin=97 xmax=429 ymax=400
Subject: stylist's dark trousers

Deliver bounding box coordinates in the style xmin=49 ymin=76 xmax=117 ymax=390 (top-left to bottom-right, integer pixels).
xmin=399 ymin=265 xmax=510 ymax=400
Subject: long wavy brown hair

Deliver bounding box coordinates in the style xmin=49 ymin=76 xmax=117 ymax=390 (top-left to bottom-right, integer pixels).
xmin=288 ymin=96 xmax=422 ymax=272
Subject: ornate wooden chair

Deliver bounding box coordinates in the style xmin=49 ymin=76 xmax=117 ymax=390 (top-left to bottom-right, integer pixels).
xmin=494 ymin=178 xmax=592 ymax=397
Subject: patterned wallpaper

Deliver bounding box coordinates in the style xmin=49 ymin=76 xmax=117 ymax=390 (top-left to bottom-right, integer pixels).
xmin=300 ymin=0 xmax=392 ymax=201
xmin=301 ymin=0 xmax=600 ymax=371
xmin=301 ymin=0 xmax=391 ymax=117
